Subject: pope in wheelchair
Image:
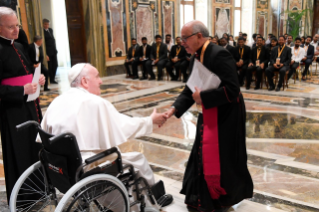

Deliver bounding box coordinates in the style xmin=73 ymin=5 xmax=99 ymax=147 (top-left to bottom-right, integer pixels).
xmin=10 ymin=63 xmax=173 ymax=212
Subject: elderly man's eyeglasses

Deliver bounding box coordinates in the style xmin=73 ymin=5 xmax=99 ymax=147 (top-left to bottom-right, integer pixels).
xmin=181 ymin=32 xmax=199 ymax=42
xmin=0 ymin=24 xmax=19 ymax=30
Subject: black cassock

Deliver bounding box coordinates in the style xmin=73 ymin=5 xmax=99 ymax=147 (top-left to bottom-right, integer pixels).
xmin=0 ymin=37 xmax=42 ymax=202
xmin=173 ymin=43 xmax=253 ymax=211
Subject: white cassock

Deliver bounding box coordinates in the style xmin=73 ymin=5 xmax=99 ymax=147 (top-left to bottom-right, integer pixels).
xmin=38 ymin=87 xmax=155 ymax=186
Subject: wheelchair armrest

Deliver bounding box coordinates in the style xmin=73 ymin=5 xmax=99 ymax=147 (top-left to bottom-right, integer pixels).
xmin=85 ymin=147 xmax=119 ymax=164
xmin=16 ymin=120 xmax=40 ymax=132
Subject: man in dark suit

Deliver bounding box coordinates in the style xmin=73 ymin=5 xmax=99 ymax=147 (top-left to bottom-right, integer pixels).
xmin=286 ymin=35 xmax=294 ymax=48
xmin=124 ymin=38 xmax=140 ymax=79
xmin=164 ymin=20 xmax=253 ymax=212
xmin=166 ymin=37 xmax=187 ymax=81
xmin=43 ymin=19 xmax=58 ymax=84
xmin=234 ymin=37 xmax=251 ymax=86
xmin=266 ymin=36 xmax=291 ymax=91
xmin=246 ymin=37 xmax=269 ymax=90
xmin=28 ymin=35 xmax=50 ymax=91
xmin=220 ymin=37 xmax=235 ymax=59
xmin=301 ymin=36 xmax=315 ymax=80
xmin=138 ymin=37 xmax=152 ymax=80
xmin=146 ymin=35 xmax=167 ymax=80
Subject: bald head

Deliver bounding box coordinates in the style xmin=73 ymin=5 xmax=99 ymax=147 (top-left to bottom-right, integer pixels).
xmin=314 ymin=34 xmax=319 ymax=42
xmin=181 ymin=20 xmax=209 ymax=54
xmin=0 ymin=7 xmax=19 ymax=39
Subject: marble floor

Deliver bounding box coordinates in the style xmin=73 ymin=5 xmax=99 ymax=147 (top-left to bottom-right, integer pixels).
xmin=1 ymin=65 xmax=319 ymax=211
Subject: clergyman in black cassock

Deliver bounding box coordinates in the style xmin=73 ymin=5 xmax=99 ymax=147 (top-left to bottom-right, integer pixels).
xmin=165 ymin=21 xmax=253 ymax=212
xmin=0 ymin=7 xmax=44 ymax=203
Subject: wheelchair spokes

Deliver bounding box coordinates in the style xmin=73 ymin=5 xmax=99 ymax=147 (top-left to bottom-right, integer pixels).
xmin=10 ymin=161 xmax=58 ymax=212
xmin=64 ymin=180 xmax=128 ymax=212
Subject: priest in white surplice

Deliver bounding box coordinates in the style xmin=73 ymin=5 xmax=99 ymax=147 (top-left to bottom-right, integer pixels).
xmin=39 ymin=63 xmax=168 ymax=191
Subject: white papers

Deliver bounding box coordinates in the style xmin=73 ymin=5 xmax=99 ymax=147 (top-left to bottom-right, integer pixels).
xmin=186 ymin=59 xmax=221 ymax=93
xmin=27 ymin=64 xmax=41 ymax=102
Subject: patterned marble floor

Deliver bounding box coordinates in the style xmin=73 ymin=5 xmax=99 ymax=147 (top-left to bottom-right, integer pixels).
xmin=1 ymin=65 xmax=319 ymax=211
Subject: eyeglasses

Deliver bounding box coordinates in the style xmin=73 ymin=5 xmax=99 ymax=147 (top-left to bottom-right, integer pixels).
xmin=181 ymin=32 xmax=199 ymax=43
xmin=0 ymin=24 xmax=19 ymax=30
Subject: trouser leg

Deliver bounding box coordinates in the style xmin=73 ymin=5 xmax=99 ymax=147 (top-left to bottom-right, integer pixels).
xmin=41 ymin=65 xmax=49 ymax=89
xmin=124 ymin=61 xmax=132 ymax=76
xmin=266 ymin=66 xmax=275 ymax=87
xmin=255 ymin=66 xmax=263 ymax=87
xmin=132 ymin=60 xmax=139 ymax=77
xmin=166 ymin=61 xmax=175 ymax=79
xmin=157 ymin=60 xmax=166 ymax=79
xmin=303 ymin=59 xmax=312 ymax=76
xmin=278 ymin=66 xmax=288 ymax=88
xmin=246 ymin=65 xmax=256 ymax=88
xmin=146 ymin=60 xmax=155 ymax=78
xmin=288 ymin=63 xmax=299 ymax=79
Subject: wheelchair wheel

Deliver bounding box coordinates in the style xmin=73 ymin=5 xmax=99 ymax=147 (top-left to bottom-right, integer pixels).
xmin=10 ymin=161 xmax=58 ymax=212
xmin=55 ymin=174 xmax=130 ymax=212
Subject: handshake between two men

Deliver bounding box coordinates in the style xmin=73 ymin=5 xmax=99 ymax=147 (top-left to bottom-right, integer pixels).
xmin=150 ymin=87 xmax=202 ymax=127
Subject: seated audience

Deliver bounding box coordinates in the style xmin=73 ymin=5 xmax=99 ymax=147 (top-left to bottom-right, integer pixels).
xmin=266 ymin=36 xmax=291 ymax=91
xmin=266 ymin=33 xmax=273 ymax=45
xmin=234 ymin=37 xmax=251 ymax=86
xmin=246 ymin=36 xmax=269 ymax=90
xmin=300 ymin=36 xmax=306 ymax=47
xmin=124 ymin=38 xmax=140 ymax=79
xmin=286 ymin=35 xmax=294 ymax=47
xmin=220 ymin=37 xmax=235 ymax=59
xmin=301 ymin=36 xmax=315 ymax=80
xmin=165 ymin=34 xmax=173 ymax=57
xmin=138 ymin=37 xmax=152 ymax=80
xmin=211 ymin=37 xmax=218 ymax=44
xmin=311 ymin=34 xmax=319 ymax=63
xmin=146 ymin=35 xmax=167 ymax=80
xmin=229 ymin=35 xmax=236 ymax=46
xmin=288 ymin=37 xmax=305 ymax=80
xmin=166 ymin=37 xmax=187 ymax=81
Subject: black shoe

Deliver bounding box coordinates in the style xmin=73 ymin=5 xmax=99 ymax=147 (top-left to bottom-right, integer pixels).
xmin=268 ymin=85 xmax=275 ymax=91
xmin=171 ymin=77 xmax=178 ymax=81
xmin=246 ymin=86 xmax=250 ymax=90
xmin=44 ymin=88 xmax=51 ymax=91
xmin=254 ymin=86 xmax=260 ymax=90
xmin=157 ymin=194 xmax=173 ymax=207
xmin=157 ymin=78 xmax=163 ymax=81
xmin=149 ymin=77 xmax=155 ymax=81
xmin=275 ymin=86 xmax=281 ymax=92
xmin=183 ymin=80 xmax=187 ymax=83
xmin=132 ymin=76 xmax=139 ymax=80
xmin=50 ymin=81 xmax=58 ymax=84
xmin=140 ymin=77 xmax=147 ymax=80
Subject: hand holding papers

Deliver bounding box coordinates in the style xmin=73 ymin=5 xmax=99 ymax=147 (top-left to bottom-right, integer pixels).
xmin=186 ymin=59 xmax=221 ymax=93
xmin=27 ymin=64 xmax=41 ymax=102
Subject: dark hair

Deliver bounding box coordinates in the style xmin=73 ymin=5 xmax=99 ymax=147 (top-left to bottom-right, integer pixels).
xmin=253 ymin=33 xmax=257 ymax=39
xmin=176 ymin=36 xmax=181 ymax=40
xmin=229 ymin=35 xmax=233 ymax=38
xmin=294 ymin=37 xmax=301 ymax=42
xmin=242 ymin=33 xmax=247 ymax=37
xmin=42 ymin=19 xmax=50 ymax=24
xmin=268 ymin=33 xmax=273 ymax=36
xmin=142 ymin=37 xmax=147 ymax=41
xmin=34 ymin=35 xmax=42 ymax=42
xmin=306 ymin=36 xmax=313 ymax=41
xmin=209 ymin=36 xmax=213 ymax=39
xmin=278 ymin=35 xmax=285 ymax=40
xmin=220 ymin=37 xmax=227 ymax=41
xmin=284 ymin=33 xmax=288 ymax=36
xmin=165 ymin=34 xmax=171 ymax=37
xmin=238 ymin=37 xmax=245 ymax=42
xmin=131 ymin=38 xmax=136 ymax=41
xmin=155 ymin=35 xmax=162 ymax=39
xmin=271 ymin=37 xmax=278 ymax=42
xmin=239 ymin=31 xmax=242 ymax=34
xmin=257 ymin=36 xmax=263 ymax=40
xmin=288 ymin=35 xmax=293 ymax=39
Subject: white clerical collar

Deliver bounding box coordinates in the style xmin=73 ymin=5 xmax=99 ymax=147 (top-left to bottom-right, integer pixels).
xmin=0 ymin=35 xmax=14 ymax=44
xmin=34 ymin=43 xmax=40 ymax=48
xmin=44 ymin=28 xmax=49 ymax=31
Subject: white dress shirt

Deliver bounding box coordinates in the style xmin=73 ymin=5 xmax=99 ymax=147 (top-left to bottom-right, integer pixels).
xmin=291 ymin=46 xmax=305 ymax=63
xmin=34 ymin=43 xmax=40 ymax=62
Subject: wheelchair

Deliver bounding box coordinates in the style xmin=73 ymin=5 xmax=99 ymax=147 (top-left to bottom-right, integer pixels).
xmin=9 ymin=121 xmax=165 ymax=212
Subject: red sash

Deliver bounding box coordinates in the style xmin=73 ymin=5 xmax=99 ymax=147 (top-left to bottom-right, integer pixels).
xmin=200 ymin=40 xmax=227 ymax=199
xmin=1 ymin=74 xmax=32 ymax=86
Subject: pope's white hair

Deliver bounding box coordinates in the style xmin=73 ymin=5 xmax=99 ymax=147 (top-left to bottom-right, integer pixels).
xmin=70 ymin=64 xmax=92 ymax=87
xmin=0 ymin=7 xmax=17 ymax=25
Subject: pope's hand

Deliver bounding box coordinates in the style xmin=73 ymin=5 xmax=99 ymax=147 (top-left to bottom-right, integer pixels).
xmin=151 ymin=108 xmax=167 ymax=127
xmin=192 ymin=87 xmax=202 ymax=104
xmin=39 ymin=74 xmax=45 ymax=86
xmin=164 ymin=107 xmax=175 ymax=119
xmin=24 ymin=83 xmax=38 ymax=95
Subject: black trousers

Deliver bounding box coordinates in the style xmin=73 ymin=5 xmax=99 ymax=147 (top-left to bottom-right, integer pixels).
xmin=140 ymin=60 xmax=149 ymax=79
xmin=166 ymin=60 xmax=185 ymax=80
xmin=146 ymin=59 xmax=167 ymax=79
xmin=48 ymin=54 xmax=58 ymax=82
xmin=181 ymin=60 xmax=190 ymax=81
xmin=41 ymin=65 xmax=49 ymax=89
xmin=246 ymin=65 xmax=264 ymax=88
xmin=288 ymin=62 xmax=300 ymax=79
xmin=302 ymin=59 xmax=313 ymax=77
xmin=124 ymin=60 xmax=139 ymax=76
xmin=237 ymin=64 xmax=248 ymax=85
xmin=266 ymin=65 xmax=289 ymax=88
